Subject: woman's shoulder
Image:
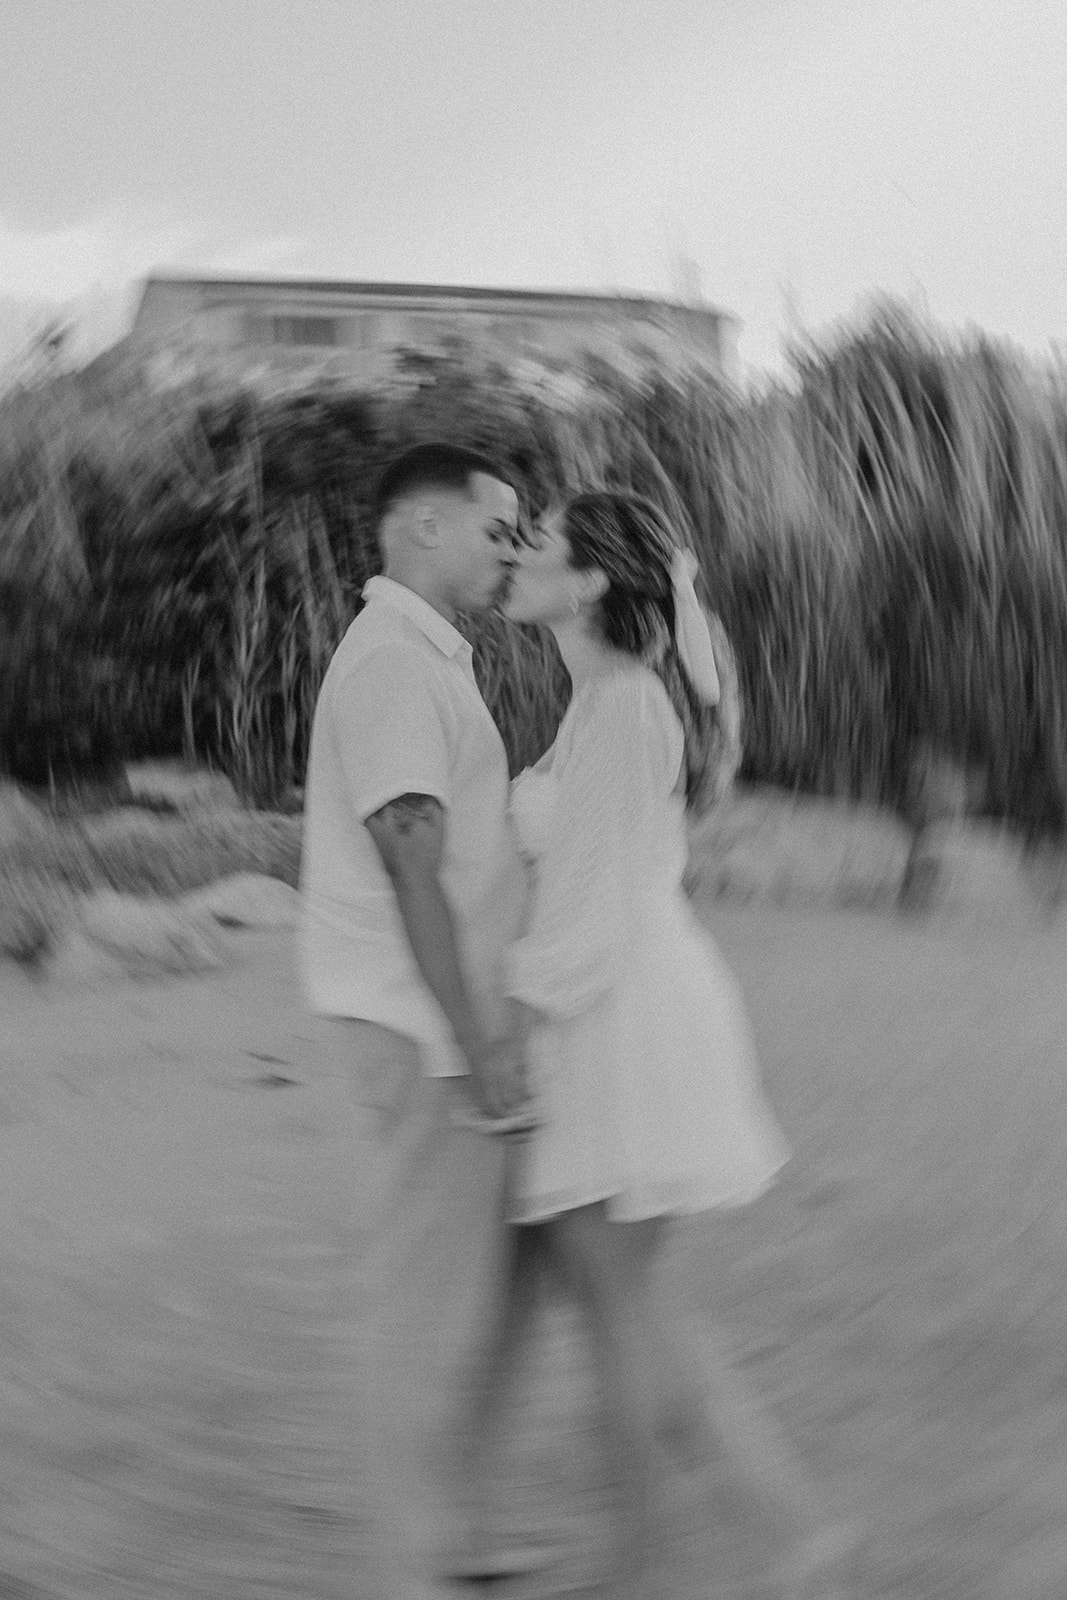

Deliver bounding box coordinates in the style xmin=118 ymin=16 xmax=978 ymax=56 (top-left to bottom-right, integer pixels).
xmin=571 ymin=667 xmax=683 ymax=781
xmin=583 ymin=663 xmax=677 ymax=725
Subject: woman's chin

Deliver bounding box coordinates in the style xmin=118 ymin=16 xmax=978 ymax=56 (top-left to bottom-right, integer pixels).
xmin=500 ymin=590 xmax=550 ymax=626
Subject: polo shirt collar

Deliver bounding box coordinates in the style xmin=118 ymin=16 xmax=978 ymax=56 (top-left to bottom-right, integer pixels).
xmin=362 ymin=575 xmax=472 ymax=660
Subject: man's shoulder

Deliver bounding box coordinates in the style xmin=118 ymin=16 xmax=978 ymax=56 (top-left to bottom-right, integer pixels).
xmin=328 ymin=607 xmax=431 ymax=678
xmin=318 ymin=614 xmax=452 ymax=737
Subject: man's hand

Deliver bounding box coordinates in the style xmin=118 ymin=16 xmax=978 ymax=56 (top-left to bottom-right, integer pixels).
xmin=466 ymin=1034 xmax=531 ymax=1120
xmin=448 ymin=1037 xmax=537 ymax=1137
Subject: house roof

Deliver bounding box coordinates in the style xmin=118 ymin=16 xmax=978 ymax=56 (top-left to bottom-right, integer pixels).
xmin=133 ymin=271 xmax=735 ymax=325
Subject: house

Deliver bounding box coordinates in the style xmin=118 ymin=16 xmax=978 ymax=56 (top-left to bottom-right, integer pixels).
xmin=125 ymin=272 xmax=739 ymax=389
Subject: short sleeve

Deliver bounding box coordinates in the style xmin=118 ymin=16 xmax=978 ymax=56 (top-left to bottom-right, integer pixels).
xmin=330 ymin=643 xmax=452 ymax=821
xmin=505 ymin=673 xmax=682 ymax=1018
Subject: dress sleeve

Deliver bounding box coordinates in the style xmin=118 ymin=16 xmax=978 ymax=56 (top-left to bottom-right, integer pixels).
xmin=505 ymin=673 xmax=682 ymax=1019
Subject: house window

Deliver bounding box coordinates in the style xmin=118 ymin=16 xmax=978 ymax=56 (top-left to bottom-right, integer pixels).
xmin=243 ymin=312 xmax=341 ymax=346
xmin=348 ymin=313 xmax=379 ymax=349
xmin=499 ymin=317 xmax=537 ymax=342
xmin=400 ymin=314 xmax=460 ymax=344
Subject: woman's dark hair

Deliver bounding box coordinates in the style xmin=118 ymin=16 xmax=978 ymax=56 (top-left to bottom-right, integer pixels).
xmin=561 ymin=491 xmax=725 ymax=815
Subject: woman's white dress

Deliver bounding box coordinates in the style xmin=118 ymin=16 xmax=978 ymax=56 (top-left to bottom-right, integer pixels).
xmin=505 ymin=666 xmax=790 ymax=1225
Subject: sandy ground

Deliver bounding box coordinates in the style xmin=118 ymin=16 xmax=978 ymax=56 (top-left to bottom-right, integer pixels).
xmin=2 ymin=898 xmax=1067 ymax=1600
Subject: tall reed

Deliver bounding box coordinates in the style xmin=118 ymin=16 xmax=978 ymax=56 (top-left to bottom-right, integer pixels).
xmin=2 ymin=307 xmax=1065 ymax=834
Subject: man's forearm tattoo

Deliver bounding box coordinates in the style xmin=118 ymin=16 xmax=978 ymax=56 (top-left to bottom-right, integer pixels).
xmin=377 ymin=793 xmax=440 ymax=835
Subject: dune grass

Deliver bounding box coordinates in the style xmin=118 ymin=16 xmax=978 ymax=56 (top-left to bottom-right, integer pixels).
xmin=0 ymin=798 xmax=303 ymax=963
xmin=2 ymin=305 xmax=1066 ymax=833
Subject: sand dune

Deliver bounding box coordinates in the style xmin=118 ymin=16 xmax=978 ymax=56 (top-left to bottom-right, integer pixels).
xmin=2 ymin=899 xmax=1067 ymax=1597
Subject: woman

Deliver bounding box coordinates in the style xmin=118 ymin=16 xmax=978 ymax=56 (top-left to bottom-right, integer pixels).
xmin=455 ymin=492 xmax=852 ymax=1597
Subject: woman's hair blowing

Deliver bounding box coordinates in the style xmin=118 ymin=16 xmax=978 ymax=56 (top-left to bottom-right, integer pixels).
xmin=561 ymin=492 xmax=724 ymax=815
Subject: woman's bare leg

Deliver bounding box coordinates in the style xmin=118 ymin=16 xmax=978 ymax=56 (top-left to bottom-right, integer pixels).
xmin=645 ymin=1274 xmax=855 ymax=1594
xmin=549 ymin=1204 xmax=666 ymax=1600
xmin=657 ymin=1299 xmax=816 ymax=1521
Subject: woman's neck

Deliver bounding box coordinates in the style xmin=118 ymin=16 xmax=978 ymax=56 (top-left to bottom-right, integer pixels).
xmin=550 ymin=618 xmax=632 ymax=692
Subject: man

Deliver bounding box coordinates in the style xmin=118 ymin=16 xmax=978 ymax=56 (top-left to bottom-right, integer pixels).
xmin=298 ymin=442 xmax=534 ymax=1597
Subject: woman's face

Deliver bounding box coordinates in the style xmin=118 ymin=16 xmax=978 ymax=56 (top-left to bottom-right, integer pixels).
xmin=503 ymin=507 xmax=592 ymax=626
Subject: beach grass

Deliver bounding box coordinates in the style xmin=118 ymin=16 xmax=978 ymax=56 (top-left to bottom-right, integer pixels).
xmin=0 ymin=800 xmax=302 ymax=962
xmin=2 ymin=303 xmax=1066 ymax=834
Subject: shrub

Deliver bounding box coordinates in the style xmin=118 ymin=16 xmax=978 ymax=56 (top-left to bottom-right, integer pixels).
xmin=2 ymin=308 xmax=1066 ymax=836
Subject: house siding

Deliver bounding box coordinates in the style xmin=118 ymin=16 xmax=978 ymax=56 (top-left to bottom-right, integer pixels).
xmin=126 ymin=274 xmax=738 ymax=388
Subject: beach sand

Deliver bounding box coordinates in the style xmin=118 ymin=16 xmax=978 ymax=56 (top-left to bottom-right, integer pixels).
xmin=2 ymin=901 xmax=1066 ymax=1598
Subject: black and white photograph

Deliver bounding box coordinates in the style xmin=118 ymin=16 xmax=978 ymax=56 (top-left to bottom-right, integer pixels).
xmin=2 ymin=3 xmax=1067 ymax=1596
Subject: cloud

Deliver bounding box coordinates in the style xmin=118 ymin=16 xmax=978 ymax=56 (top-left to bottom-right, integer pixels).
xmin=0 ymin=204 xmax=193 ymax=301
xmin=0 ymin=207 xmax=311 ymax=364
xmin=0 ymin=204 xmax=195 ymax=362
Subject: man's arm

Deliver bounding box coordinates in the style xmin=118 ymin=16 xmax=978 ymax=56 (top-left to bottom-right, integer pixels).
xmin=364 ymin=793 xmax=527 ymax=1117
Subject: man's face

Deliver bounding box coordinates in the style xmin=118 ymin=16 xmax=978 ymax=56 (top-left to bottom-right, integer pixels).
xmin=434 ymin=472 xmax=520 ymax=613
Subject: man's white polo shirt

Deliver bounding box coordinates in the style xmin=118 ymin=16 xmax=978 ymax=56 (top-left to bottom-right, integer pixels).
xmin=298 ymin=576 xmax=526 ymax=1077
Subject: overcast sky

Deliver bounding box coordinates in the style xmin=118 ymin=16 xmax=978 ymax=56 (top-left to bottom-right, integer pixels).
xmin=1 ymin=0 xmax=1064 ymax=377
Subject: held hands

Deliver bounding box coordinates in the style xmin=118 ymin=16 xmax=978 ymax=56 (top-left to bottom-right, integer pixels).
xmin=453 ymin=1034 xmax=538 ymax=1137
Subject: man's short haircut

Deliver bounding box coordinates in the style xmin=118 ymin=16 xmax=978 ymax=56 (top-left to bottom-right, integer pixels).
xmin=373 ymin=442 xmax=513 ymax=526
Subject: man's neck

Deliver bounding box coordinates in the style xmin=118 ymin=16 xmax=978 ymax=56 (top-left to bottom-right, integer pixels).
xmin=379 ymin=564 xmax=456 ymax=625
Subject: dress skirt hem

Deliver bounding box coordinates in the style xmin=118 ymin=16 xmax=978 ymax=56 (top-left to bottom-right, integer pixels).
xmin=507 ymin=896 xmax=792 ymax=1229
xmin=508 ymin=1157 xmax=790 ymax=1226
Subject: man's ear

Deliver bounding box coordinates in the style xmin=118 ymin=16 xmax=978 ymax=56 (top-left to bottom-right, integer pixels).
xmin=412 ymin=502 xmax=440 ymax=548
